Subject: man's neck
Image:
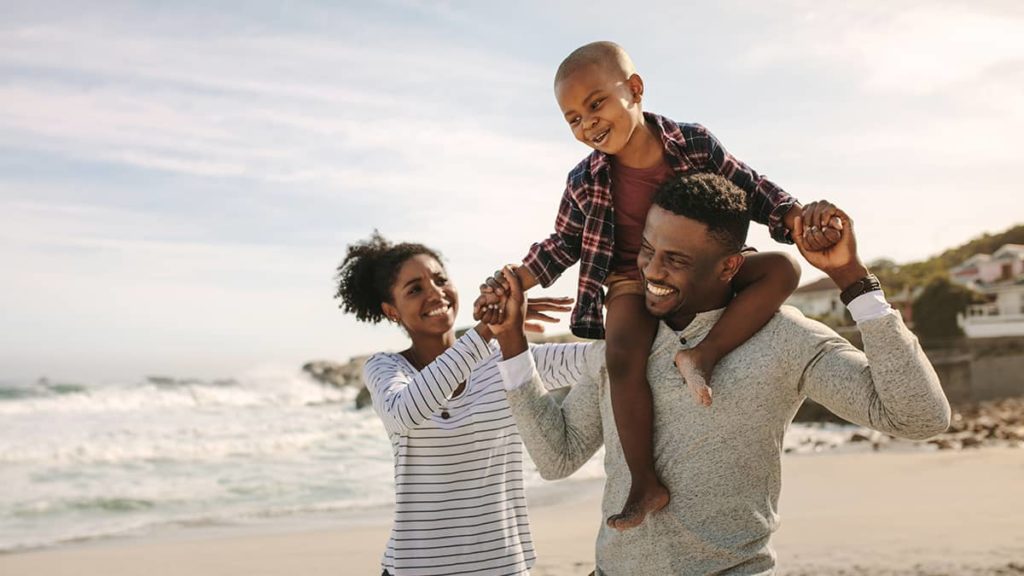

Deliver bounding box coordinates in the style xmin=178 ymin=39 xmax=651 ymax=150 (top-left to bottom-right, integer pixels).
xmin=664 ymin=290 xmax=733 ymax=331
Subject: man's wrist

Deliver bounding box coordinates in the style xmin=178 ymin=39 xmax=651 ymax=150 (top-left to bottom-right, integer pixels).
xmin=496 ymin=332 xmax=529 ymax=359
xmin=496 ymin=348 xmax=534 ymax=392
xmin=827 ymin=262 xmax=871 ymax=291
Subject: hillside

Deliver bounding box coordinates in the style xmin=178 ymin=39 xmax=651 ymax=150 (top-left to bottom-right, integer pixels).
xmin=871 ymin=224 xmax=1024 ymax=292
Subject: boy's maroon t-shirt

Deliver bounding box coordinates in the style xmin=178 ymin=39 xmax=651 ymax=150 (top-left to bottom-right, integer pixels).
xmin=610 ymin=156 xmax=675 ymax=278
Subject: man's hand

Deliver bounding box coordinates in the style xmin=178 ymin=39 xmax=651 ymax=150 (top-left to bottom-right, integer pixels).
xmin=487 ymin=266 xmax=529 ymax=359
xmin=786 ymin=201 xmax=843 ymax=252
xmin=793 ymin=206 xmax=870 ymax=290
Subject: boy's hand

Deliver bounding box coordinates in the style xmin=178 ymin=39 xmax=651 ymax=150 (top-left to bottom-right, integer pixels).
xmin=473 ymin=267 xmax=515 ymax=320
xmin=483 ymin=267 xmax=513 ymax=296
xmin=798 ymin=201 xmax=843 ymax=252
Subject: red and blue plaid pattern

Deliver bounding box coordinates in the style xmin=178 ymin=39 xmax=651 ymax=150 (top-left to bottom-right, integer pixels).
xmin=522 ymin=113 xmax=797 ymax=339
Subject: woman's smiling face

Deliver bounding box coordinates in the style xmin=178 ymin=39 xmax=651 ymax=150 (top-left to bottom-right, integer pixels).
xmin=384 ymin=254 xmax=458 ymax=337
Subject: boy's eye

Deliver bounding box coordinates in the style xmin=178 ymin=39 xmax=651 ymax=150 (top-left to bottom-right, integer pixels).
xmin=589 ymin=99 xmax=603 ymax=110
xmin=569 ymin=116 xmax=581 ymax=126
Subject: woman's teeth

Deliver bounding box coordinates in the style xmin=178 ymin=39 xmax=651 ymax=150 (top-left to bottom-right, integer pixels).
xmin=425 ymin=305 xmax=449 ymax=317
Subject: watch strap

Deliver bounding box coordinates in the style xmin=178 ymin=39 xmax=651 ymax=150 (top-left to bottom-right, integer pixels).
xmin=840 ymin=274 xmax=881 ymax=306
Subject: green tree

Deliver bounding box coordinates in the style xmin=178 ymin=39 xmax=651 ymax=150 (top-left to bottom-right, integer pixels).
xmin=911 ymin=278 xmax=979 ymax=340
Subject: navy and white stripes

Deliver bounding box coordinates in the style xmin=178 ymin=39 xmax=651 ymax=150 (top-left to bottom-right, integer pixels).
xmin=362 ymin=332 xmax=589 ymax=576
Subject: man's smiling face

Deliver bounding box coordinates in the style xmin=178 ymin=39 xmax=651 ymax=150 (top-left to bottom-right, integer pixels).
xmin=637 ymin=205 xmax=738 ymax=323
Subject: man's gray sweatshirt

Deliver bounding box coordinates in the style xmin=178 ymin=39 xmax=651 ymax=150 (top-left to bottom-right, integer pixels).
xmin=500 ymin=305 xmax=950 ymax=575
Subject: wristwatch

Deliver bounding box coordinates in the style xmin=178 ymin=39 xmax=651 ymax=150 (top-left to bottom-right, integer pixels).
xmin=840 ymin=274 xmax=882 ymax=306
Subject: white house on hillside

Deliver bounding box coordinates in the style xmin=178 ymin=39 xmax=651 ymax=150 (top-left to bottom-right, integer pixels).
xmin=954 ymin=244 xmax=1024 ymax=338
xmin=950 ymin=244 xmax=1024 ymax=287
xmin=786 ymin=276 xmax=844 ymax=324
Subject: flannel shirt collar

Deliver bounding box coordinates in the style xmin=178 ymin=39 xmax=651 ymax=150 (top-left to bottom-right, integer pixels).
xmin=585 ymin=112 xmax=683 ymax=179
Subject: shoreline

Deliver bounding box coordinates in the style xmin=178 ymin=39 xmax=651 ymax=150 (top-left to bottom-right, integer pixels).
xmin=2 ymin=449 xmax=1021 ymax=575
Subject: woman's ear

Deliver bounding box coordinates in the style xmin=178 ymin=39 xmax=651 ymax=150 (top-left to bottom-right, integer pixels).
xmin=381 ymin=302 xmax=399 ymax=323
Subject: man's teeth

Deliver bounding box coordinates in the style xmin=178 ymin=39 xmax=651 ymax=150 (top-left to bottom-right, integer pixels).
xmin=426 ymin=305 xmax=449 ymax=317
xmin=646 ymin=282 xmax=674 ymax=297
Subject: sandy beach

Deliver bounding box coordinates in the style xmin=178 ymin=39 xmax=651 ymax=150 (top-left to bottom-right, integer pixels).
xmin=2 ymin=448 xmax=1022 ymax=576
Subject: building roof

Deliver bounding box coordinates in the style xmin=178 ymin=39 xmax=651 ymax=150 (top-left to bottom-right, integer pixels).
xmin=794 ymin=276 xmax=839 ymax=294
xmin=993 ymin=244 xmax=1024 ymax=260
xmin=951 ymin=253 xmax=992 ymax=272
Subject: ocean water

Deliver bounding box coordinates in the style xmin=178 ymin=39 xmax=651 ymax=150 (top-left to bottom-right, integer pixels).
xmin=0 ymin=369 xmax=856 ymax=553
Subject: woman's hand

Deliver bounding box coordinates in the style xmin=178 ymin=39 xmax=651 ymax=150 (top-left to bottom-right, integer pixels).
xmin=523 ymin=296 xmax=573 ymax=333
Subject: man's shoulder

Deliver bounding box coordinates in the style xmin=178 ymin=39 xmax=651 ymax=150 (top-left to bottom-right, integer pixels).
xmin=760 ymin=305 xmax=844 ymax=344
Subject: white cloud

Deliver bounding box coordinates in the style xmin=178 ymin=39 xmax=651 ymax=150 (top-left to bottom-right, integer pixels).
xmin=1 ymin=1 xmax=1020 ymax=380
xmin=737 ymin=3 xmax=1024 ymax=96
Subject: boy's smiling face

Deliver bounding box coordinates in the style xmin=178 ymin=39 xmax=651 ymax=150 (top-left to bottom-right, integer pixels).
xmin=555 ymin=63 xmax=645 ymax=156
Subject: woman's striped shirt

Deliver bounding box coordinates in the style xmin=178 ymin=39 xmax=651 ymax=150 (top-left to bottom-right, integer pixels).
xmin=362 ymin=328 xmax=587 ymax=576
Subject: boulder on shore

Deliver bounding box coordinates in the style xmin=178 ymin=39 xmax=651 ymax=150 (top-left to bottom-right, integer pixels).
xmin=302 ymin=357 xmax=368 ymax=388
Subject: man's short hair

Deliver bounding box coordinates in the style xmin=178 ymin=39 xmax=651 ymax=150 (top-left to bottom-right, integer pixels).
xmin=554 ymin=41 xmax=636 ymax=86
xmin=652 ymin=174 xmax=750 ymax=253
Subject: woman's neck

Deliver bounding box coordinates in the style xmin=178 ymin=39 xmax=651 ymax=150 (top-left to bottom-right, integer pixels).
xmin=406 ymin=330 xmax=456 ymax=369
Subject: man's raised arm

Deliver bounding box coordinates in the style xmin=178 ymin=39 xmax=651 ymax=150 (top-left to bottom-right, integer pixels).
xmin=791 ymin=205 xmax=951 ymax=439
xmin=488 ymin=266 xmax=605 ymax=480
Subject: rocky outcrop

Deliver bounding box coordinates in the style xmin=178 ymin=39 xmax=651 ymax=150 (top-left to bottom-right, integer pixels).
xmin=302 ymin=357 xmax=371 ymax=409
xmin=355 ymin=386 xmax=372 ymax=410
xmin=302 ymin=357 xmax=368 ymax=389
xmin=925 ymin=397 xmax=1024 ymax=450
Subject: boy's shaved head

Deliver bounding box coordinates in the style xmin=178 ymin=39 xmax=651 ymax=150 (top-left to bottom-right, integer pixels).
xmin=555 ymin=41 xmax=637 ymax=86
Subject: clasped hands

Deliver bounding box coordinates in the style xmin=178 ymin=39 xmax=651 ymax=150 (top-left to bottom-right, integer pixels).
xmin=472 ymin=265 xmax=572 ymax=335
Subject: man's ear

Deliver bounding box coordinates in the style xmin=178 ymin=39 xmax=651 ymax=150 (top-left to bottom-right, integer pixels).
xmin=381 ymin=302 xmax=399 ymax=323
xmin=720 ymin=252 xmax=746 ymax=284
xmin=627 ymin=73 xmax=644 ymax=102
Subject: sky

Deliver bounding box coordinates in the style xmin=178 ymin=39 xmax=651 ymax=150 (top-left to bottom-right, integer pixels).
xmin=2 ymin=0 xmax=1022 ymax=382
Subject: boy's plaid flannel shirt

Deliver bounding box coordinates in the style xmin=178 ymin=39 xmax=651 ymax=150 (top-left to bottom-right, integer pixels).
xmin=522 ymin=112 xmax=797 ymax=339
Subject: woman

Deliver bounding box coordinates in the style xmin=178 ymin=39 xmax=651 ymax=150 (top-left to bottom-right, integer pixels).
xmin=334 ymin=232 xmax=582 ymax=576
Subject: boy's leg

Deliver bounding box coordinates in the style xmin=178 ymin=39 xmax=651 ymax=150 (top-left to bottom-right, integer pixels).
xmin=604 ymin=289 xmax=669 ymax=531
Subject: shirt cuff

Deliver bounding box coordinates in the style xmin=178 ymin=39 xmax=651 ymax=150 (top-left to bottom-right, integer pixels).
xmin=497 ymin=349 xmax=536 ymax=392
xmin=847 ymin=290 xmax=893 ymax=323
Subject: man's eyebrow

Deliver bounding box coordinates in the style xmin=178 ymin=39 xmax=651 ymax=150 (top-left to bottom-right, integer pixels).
xmin=642 ymin=237 xmax=693 ymax=261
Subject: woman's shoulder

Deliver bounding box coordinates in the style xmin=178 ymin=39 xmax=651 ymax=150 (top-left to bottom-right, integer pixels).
xmin=362 ymin=351 xmax=408 ymax=378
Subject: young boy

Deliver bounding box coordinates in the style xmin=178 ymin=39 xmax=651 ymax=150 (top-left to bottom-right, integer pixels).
xmin=476 ymin=41 xmax=840 ymax=531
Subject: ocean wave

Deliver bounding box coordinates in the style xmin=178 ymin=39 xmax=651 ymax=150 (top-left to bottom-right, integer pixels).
xmin=0 ymin=380 xmax=89 ymax=400
xmin=0 ymin=373 xmax=353 ymax=416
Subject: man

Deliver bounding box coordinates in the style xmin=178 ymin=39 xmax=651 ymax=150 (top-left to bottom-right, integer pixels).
xmin=488 ymin=173 xmax=950 ymax=575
